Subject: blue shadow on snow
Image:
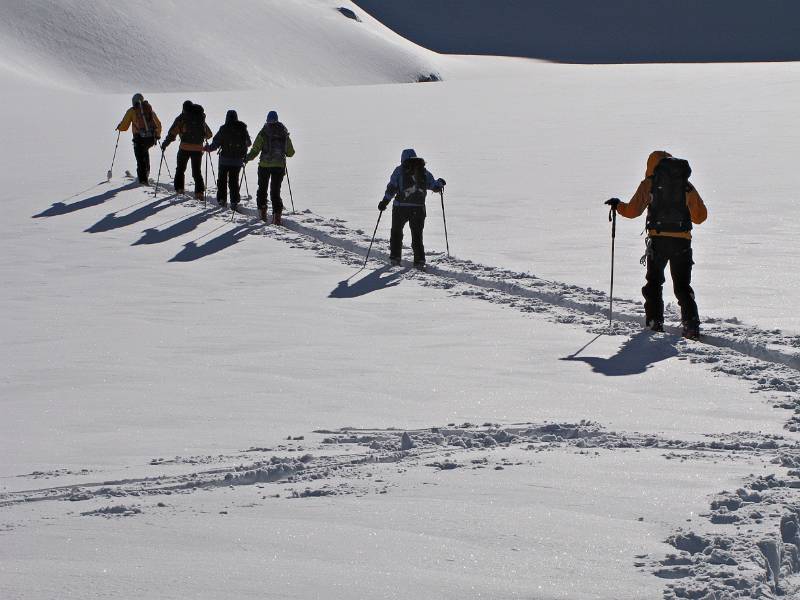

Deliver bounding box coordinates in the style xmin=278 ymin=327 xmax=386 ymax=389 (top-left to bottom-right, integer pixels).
xmin=33 ymin=182 xmax=138 ymax=218
xmin=168 ymin=221 xmax=264 ymax=262
xmin=85 ymin=194 xmax=182 ymax=233
xmin=133 ymin=207 xmax=222 ymax=246
xmin=560 ymin=331 xmax=679 ymax=376
xmin=329 ymin=265 xmax=409 ymax=298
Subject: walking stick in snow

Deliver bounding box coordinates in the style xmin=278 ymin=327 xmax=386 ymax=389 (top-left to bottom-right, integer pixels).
xmin=203 ymin=151 xmax=209 ymax=207
xmin=107 ymin=131 xmax=121 ymax=181
xmin=241 ymin=165 xmax=252 ymax=203
xmin=285 ymin=165 xmax=297 ymax=214
xmin=153 ymin=149 xmax=166 ymax=197
xmin=440 ymin=190 xmax=450 ymax=257
xmin=608 ymin=202 xmax=618 ymax=328
xmin=363 ymin=210 xmax=383 ymax=269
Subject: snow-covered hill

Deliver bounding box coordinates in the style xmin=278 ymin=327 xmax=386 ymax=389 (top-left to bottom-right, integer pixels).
xmin=0 ymin=0 xmax=440 ymax=92
xmin=2 ymin=3 xmax=800 ymax=600
xmin=354 ymin=0 xmax=800 ymax=63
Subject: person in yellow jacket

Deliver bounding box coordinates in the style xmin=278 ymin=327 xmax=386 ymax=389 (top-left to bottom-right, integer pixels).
xmin=116 ymin=93 xmax=162 ymax=184
xmin=605 ymin=150 xmax=708 ymax=338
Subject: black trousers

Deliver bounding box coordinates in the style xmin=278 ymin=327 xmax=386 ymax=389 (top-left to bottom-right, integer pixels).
xmin=133 ymin=136 xmax=156 ymax=183
xmin=390 ymin=205 xmax=426 ymax=264
xmin=174 ymin=149 xmax=204 ymax=194
xmin=643 ymin=236 xmax=699 ymax=326
xmin=257 ymin=166 xmax=285 ymax=213
xmin=217 ymin=164 xmax=241 ymax=204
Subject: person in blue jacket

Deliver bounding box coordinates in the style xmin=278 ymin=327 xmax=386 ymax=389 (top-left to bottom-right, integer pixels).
xmin=379 ymin=149 xmax=446 ymax=268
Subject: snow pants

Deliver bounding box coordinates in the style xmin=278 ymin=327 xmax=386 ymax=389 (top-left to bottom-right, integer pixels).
xmin=217 ymin=164 xmax=241 ymax=205
xmin=174 ymin=149 xmax=204 ymax=194
xmin=133 ymin=135 xmax=156 ymax=183
xmin=643 ymin=236 xmax=699 ymax=327
xmin=256 ymin=166 xmax=285 ymax=214
xmin=390 ymin=205 xmax=426 ymax=264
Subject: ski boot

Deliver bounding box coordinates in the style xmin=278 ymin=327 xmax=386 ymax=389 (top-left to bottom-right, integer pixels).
xmin=682 ymin=322 xmax=700 ymax=340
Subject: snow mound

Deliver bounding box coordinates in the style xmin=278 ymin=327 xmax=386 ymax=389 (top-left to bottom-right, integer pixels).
xmin=353 ymin=0 xmax=800 ymax=63
xmin=0 ymin=0 xmax=440 ymax=92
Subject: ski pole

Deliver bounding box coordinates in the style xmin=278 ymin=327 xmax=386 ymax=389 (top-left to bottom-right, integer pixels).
xmin=163 ymin=153 xmax=172 ymax=179
xmin=608 ymin=203 xmax=618 ymax=328
xmin=285 ymin=165 xmax=296 ymax=214
xmin=243 ymin=167 xmax=251 ymax=202
xmin=153 ymin=149 xmax=166 ymax=196
xmin=203 ymin=151 xmax=208 ymax=207
xmin=363 ymin=210 xmax=383 ymax=269
xmin=439 ymin=190 xmax=450 ymax=257
xmin=107 ymin=131 xmax=121 ymax=181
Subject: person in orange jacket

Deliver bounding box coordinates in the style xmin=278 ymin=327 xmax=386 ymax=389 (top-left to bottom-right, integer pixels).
xmin=161 ymin=100 xmax=213 ymax=199
xmin=116 ymin=93 xmax=162 ymax=184
xmin=605 ymin=150 xmax=708 ymax=338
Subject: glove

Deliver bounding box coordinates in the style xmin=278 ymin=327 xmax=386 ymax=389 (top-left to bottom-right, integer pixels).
xmin=605 ymin=198 xmax=621 ymax=208
xmin=432 ymin=178 xmax=446 ymax=193
xmin=378 ymin=199 xmax=389 ymax=211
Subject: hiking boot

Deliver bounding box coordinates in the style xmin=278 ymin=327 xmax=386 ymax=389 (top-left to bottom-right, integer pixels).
xmin=646 ymin=319 xmax=664 ymax=333
xmin=273 ymin=211 xmax=282 ymax=226
xmin=175 ymin=188 xmax=185 ymax=195
xmin=390 ymin=257 xmax=401 ymax=267
xmin=682 ymin=322 xmax=700 ymax=340
xmin=259 ymin=207 xmax=268 ymax=222
xmin=218 ymin=199 xmax=227 ymax=208
xmin=230 ymin=201 xmax=239 ymax=212
xmin=413 ymin=261 xmax=427 ymax=271
xmin=195 ymin=192 xmax=204 ymax=201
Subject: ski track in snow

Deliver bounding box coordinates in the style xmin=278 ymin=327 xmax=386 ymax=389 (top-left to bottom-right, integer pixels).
xmin=110 ymin=179 xmax=800 ymax=417
xmin=18 ymin=180 xmax=800 ymax=598
xmin=4 ymin=422 xmax=800 ymax=597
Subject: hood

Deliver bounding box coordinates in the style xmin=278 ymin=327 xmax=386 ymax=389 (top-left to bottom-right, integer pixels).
xmin=267 ymin=110 xmax=278 ymax=123
xmin=225 ymin=110 xmax=238 ymax=125
xmin=182 ymin=100 xmax=193 ymax=113
xmin=646 ymin=150 xmax=672 ymax=177
xmin=401 ymin=148 xmax=417 ymax=163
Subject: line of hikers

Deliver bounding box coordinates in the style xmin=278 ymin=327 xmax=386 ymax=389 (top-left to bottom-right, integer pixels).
xmin=116 ymin=94 xmax=707 ymax=339
xmin=116 ymin=95 xmax=294 ymax=224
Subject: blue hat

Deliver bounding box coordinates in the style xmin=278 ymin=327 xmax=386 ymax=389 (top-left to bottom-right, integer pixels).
xmin=267 ymin=111 xmax=278 ymax=123
xmin=401 ymin=148 xmax=417 ymax=162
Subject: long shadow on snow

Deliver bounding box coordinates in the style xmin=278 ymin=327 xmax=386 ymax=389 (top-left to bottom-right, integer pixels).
xmin=168 ymin=222 xmax=264 ymax=262
xmin=133 ymin=207 xmax=222 ymax=246
xmin=85 ymin=194 xmax=181 ymax=233
xmin=33 ymin=182 xmax=138 ymax=218
xmin=561 ymin=331 xmax=678 ymax=376
xmin=329 ymin=265 xmax=409 ymax=298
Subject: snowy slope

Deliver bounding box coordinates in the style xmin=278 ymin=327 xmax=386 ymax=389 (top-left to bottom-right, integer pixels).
xmin=2 ymin=3 xmax=800 ymax=600
xmin=0 ymin=0 xmax=440 ymax=92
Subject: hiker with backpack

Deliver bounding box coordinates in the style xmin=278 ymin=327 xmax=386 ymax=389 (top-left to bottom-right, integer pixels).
xmin=244 ymin=111 xmax=295 ymax=224
xmin=116 ymin=93 xmax=162 ymax=184
xmin=379 ymin=149 xmax=446 ymax=269
xmin=605 ymin=151 xmax=708 ymax=339
xmin=204 ymin=110 xmax=251 ymax=210
xmin=161 ymin=100 xmax=213 ymax=199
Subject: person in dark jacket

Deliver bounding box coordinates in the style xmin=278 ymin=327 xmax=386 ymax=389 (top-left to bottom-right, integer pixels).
xmin=245 ymin=110 xmax=295 ymax=224
xmin=379 ymin=148 xmax=446 ymax=269
xmin=605 ymin=150 xmax=708 ymax=339
xmin=161 ymin=100 xmax=212 ymax=199
xmin=116 ymin=93 xmax=162 ymax=184
xmin=204 ymin=110 xmax=251 ymax=209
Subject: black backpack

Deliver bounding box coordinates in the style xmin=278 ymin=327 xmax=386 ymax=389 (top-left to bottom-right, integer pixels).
xmin=399 ymin=157 xmax=427 ymax=204
xmin=181 ymin=104 xmax=207 ymax=145
xmin=647 ymin=157 xmax=693 ymax=233
xmin=259 ymin=122 xmax=288 ymax=163
xmin=219 ymin=122 xmax=249 ymax=160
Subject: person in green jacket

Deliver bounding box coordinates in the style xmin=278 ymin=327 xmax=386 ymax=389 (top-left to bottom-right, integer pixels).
xmin=245 ymin=111 xmax=295 ymax=224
